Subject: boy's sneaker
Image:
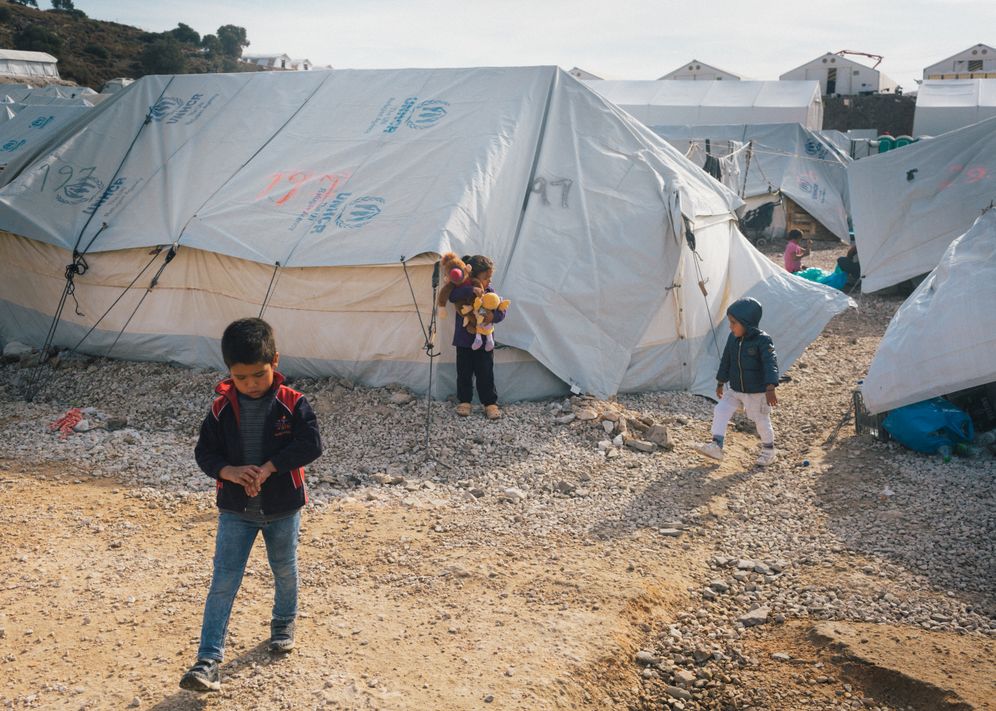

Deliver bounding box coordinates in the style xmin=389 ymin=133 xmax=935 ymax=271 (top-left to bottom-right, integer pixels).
xmin=756 ymin=447 xmax=777 ymax=467
xmin=179 ymin=659 xmax=220 ymax=692
xmin=455 ymin=403 xmax=472 ymax=417
xmin=269 ymin=620 xmax=295 ymax=654
xmin=693 ymin=441 xmax=725 ymax=461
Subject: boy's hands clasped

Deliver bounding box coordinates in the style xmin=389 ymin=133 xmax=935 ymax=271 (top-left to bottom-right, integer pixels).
xmin=219 ymin=462 xmax=277 ymax=497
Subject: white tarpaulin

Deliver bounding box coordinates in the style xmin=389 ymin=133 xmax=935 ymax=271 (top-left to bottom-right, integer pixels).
xmin=863 ymin=210 xmax=996 ymax=413
xmin=913 ymin=79 xmax=996 ymax=136
xmin=0 ymin=67 xmax=849 ymax=400
xmin=584 ymin=80 xmax=824 ymax=130
xmin=0 ymin=104 xmax=91 ymax=177
xmin=849 ymin=116 xmax=996 ymax=293
xmin=650 ymin=123 xmax=851 ymax=241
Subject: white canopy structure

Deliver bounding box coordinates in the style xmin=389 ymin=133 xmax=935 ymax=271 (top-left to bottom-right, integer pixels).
xmin=650 ymin=123 xmax=851 ymax=241
xmin=0 ymin=50 xmax=59 ymax=80
xmin=863 ymin=210 xmax=996 ymax=414
xmin=584 ymin=80 xmax=824 ymax=130
xmin=913 ymin=79 xmax=996 ymax=136
xmin=849 ymin=116 xmax=996 ymax=293
xmin=0 ymin=67 xmax=849 ymax=400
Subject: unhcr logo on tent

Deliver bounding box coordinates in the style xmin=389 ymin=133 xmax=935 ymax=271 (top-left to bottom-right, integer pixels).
xmin=367 ymin=96 xmax=450 ymax=134
xmin=150 ymin=97 xmax=184 ymax=122
xmin=30 ymin=116 xmax=54 ymax=129
xmin=2 ymin=139 xmax=26 ymax=152
xmin=406 ymin=100 xmax=449 ymax=130
xmin=804 ymin=139 xmax=830 ymax=160
xmin=335 ymin=196 xmax=385 ymax=230
xmin=56 ymin=175 xmax=105 ymax=206
xmin=149 ymin=94 xmax=217 ymax=126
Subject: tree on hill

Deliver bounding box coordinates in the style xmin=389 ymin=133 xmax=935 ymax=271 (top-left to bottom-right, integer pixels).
xmin=51 ymin=0 xmax=75 ymax=9
xmin=200 ymin=34 xmax=222 ymax=56
xmin=140 ymin=36 xmax=186 ymax=75
xmin=13 ymin=24 xmax=62 ymax=55
xmin=216 ymin=24 xmax=249 ymax=58
xmin=170 ymin=22 xmax=200 ymax=46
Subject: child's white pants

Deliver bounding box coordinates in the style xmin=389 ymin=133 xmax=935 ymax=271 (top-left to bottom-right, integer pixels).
xmin=711 ymin=388 xmax=774 ymax=445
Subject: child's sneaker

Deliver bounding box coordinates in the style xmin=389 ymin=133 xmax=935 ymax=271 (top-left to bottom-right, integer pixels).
xmin=484 ymin=404 xmax=502 ymax=420
xmin=455 ymin=402 xmax=472 ymax=417
xmin=269 ymin=620 xmax=295 ymax=654
xmin=756 ymin=446 xmax=777 ymax=467
xmin=484 ymin=333 xmax=495 ymax=352
xmin=693 ymin=441 xmax=725 ymax=461
xmin=179 ymin=659 xmax=220 ymax=692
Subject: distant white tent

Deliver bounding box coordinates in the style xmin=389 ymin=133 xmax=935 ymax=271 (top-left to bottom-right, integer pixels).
xmin=913 ymin=79 xmax=996 ymax=136
xmin=863 ymin=210 xmax=996 ymax=414
xmin=584 ymin=80 xmax=824 ymax=130
xmin=0 ymin=50 xmax=59 ymax=80
xmin=849 ymin=116 xmax=996 ymax=293
xmin=650 ymin=123 xmax=851 ymax=242
xmin=0 ymin=68 xmax=849 ymax=400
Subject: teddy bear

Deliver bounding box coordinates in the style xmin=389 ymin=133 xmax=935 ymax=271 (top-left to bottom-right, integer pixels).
xmin=461 ymin=290 xmax=510 ymax=352
xmin=436 ymin=252 xmax=473 ymax=320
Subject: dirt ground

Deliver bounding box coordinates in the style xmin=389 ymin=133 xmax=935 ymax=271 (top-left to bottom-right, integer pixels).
xmin=0 ymin=464 xmax=706 ymax=710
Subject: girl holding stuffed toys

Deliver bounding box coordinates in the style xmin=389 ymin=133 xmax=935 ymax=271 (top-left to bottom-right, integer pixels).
xmin=437 ymin=253 xmax=510 ymax=420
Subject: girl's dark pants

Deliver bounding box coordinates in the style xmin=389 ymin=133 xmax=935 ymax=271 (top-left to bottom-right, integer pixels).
xmin=456 ymin=346 xmax=497 ymax=406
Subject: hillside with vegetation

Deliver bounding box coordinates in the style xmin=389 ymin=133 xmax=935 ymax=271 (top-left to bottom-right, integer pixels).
xmin=0 ymin=1 xmax=260 ymax=90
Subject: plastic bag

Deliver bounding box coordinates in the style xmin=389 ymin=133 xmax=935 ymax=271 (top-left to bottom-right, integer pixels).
xmin=882 ymin=398 xmax=974 ymax=454
xmin=795 ymin=267 xmax=828 ymax=282
xmin=817 ymin=265 xmax=848 ymax=290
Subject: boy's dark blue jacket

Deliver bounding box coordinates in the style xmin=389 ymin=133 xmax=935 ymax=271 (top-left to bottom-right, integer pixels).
xmin=194 ymin=372 xmax=322 ymax=516
xmin=716 ymin=298 xmax=779 ymax=394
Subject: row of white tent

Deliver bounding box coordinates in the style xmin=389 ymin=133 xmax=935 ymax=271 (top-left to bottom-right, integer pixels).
xmin=0 ymin=67 xmax=851 ymax=401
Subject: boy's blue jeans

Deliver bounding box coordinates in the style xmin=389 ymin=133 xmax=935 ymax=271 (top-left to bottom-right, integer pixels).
xmin=197 ymin=510 xmax=301 ymax=661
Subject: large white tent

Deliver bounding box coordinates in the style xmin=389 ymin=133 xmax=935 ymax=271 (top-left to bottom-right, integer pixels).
xmin=849 ymin=116 xmax=996 ymax=293
xmin=0 ymin=68 xmax=849 ymax=400
xmin=863 ymin=210 xmax=996 ymax=414
xmin=583 ymin=80 xmax=824 ymax=130
xmin=649 ymin=123 xmax=851 ymax=242
xmin=913 ymin=79 xmax=996 ymax=136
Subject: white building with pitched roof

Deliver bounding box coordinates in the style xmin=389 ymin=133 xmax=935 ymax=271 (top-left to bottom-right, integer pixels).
xmin=659 ymin=60 xmax=741 ymax=81
xmin=924 ymin=43 xmax=996 ymax=80
xmin=780 ymin=52 xmax=897 ymax=95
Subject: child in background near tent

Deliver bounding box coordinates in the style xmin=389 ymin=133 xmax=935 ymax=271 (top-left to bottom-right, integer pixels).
xmin=180 ymin=318 xmax=322 ymax=693
xmin=783 ymin=229 xmax=811 ymax=273
xmin=694 ymin=298 xmax=779 ymax=467
xmin=448 ymin=254 xmax=509 ymax=420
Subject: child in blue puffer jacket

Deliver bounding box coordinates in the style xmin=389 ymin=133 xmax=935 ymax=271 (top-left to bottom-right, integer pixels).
xmin=695 ymin=297 xmax=779 ymax=466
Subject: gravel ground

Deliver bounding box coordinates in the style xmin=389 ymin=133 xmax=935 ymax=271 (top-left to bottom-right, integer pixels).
xmin=1 ymin=240 xmax=993 ymax=710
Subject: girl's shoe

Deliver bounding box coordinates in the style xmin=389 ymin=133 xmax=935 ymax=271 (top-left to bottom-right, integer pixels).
xmin=756 ymin=447 xmax=777 ymax=467
xmin=472 ymin=334 xmax=483 ymax=350
xmin=484 ymin=334 xmax=495 ymax=352
xmin=484 ymin=404 xmax=501 ymax=420
xmin=694 ymin=442 xmax=725 ymax=461
xmin=455 ymin=403 xmax=472 ymax=417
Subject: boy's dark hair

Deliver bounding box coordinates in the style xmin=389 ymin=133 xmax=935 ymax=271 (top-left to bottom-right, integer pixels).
xmin=788 ymin=229 xmax=803 ymax=240
xmin=461 ymin=254 xmax=494 ymax=278
xmin=221 ymin=318 xmax=277 ymax=367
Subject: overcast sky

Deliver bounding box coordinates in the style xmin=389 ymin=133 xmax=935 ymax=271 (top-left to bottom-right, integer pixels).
xmin=68 ymin=0 xmax=994 ymax=90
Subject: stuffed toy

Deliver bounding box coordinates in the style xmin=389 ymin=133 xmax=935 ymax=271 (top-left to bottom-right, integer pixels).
xmin=436 ymin=252 xmax=472 ymax=319
xmin=461 ymin=290 xmax=510 ymax=352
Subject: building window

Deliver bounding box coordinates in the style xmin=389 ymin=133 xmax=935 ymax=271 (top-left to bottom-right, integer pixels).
xmin=969 ymin=60 xmax=983 ymax=72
